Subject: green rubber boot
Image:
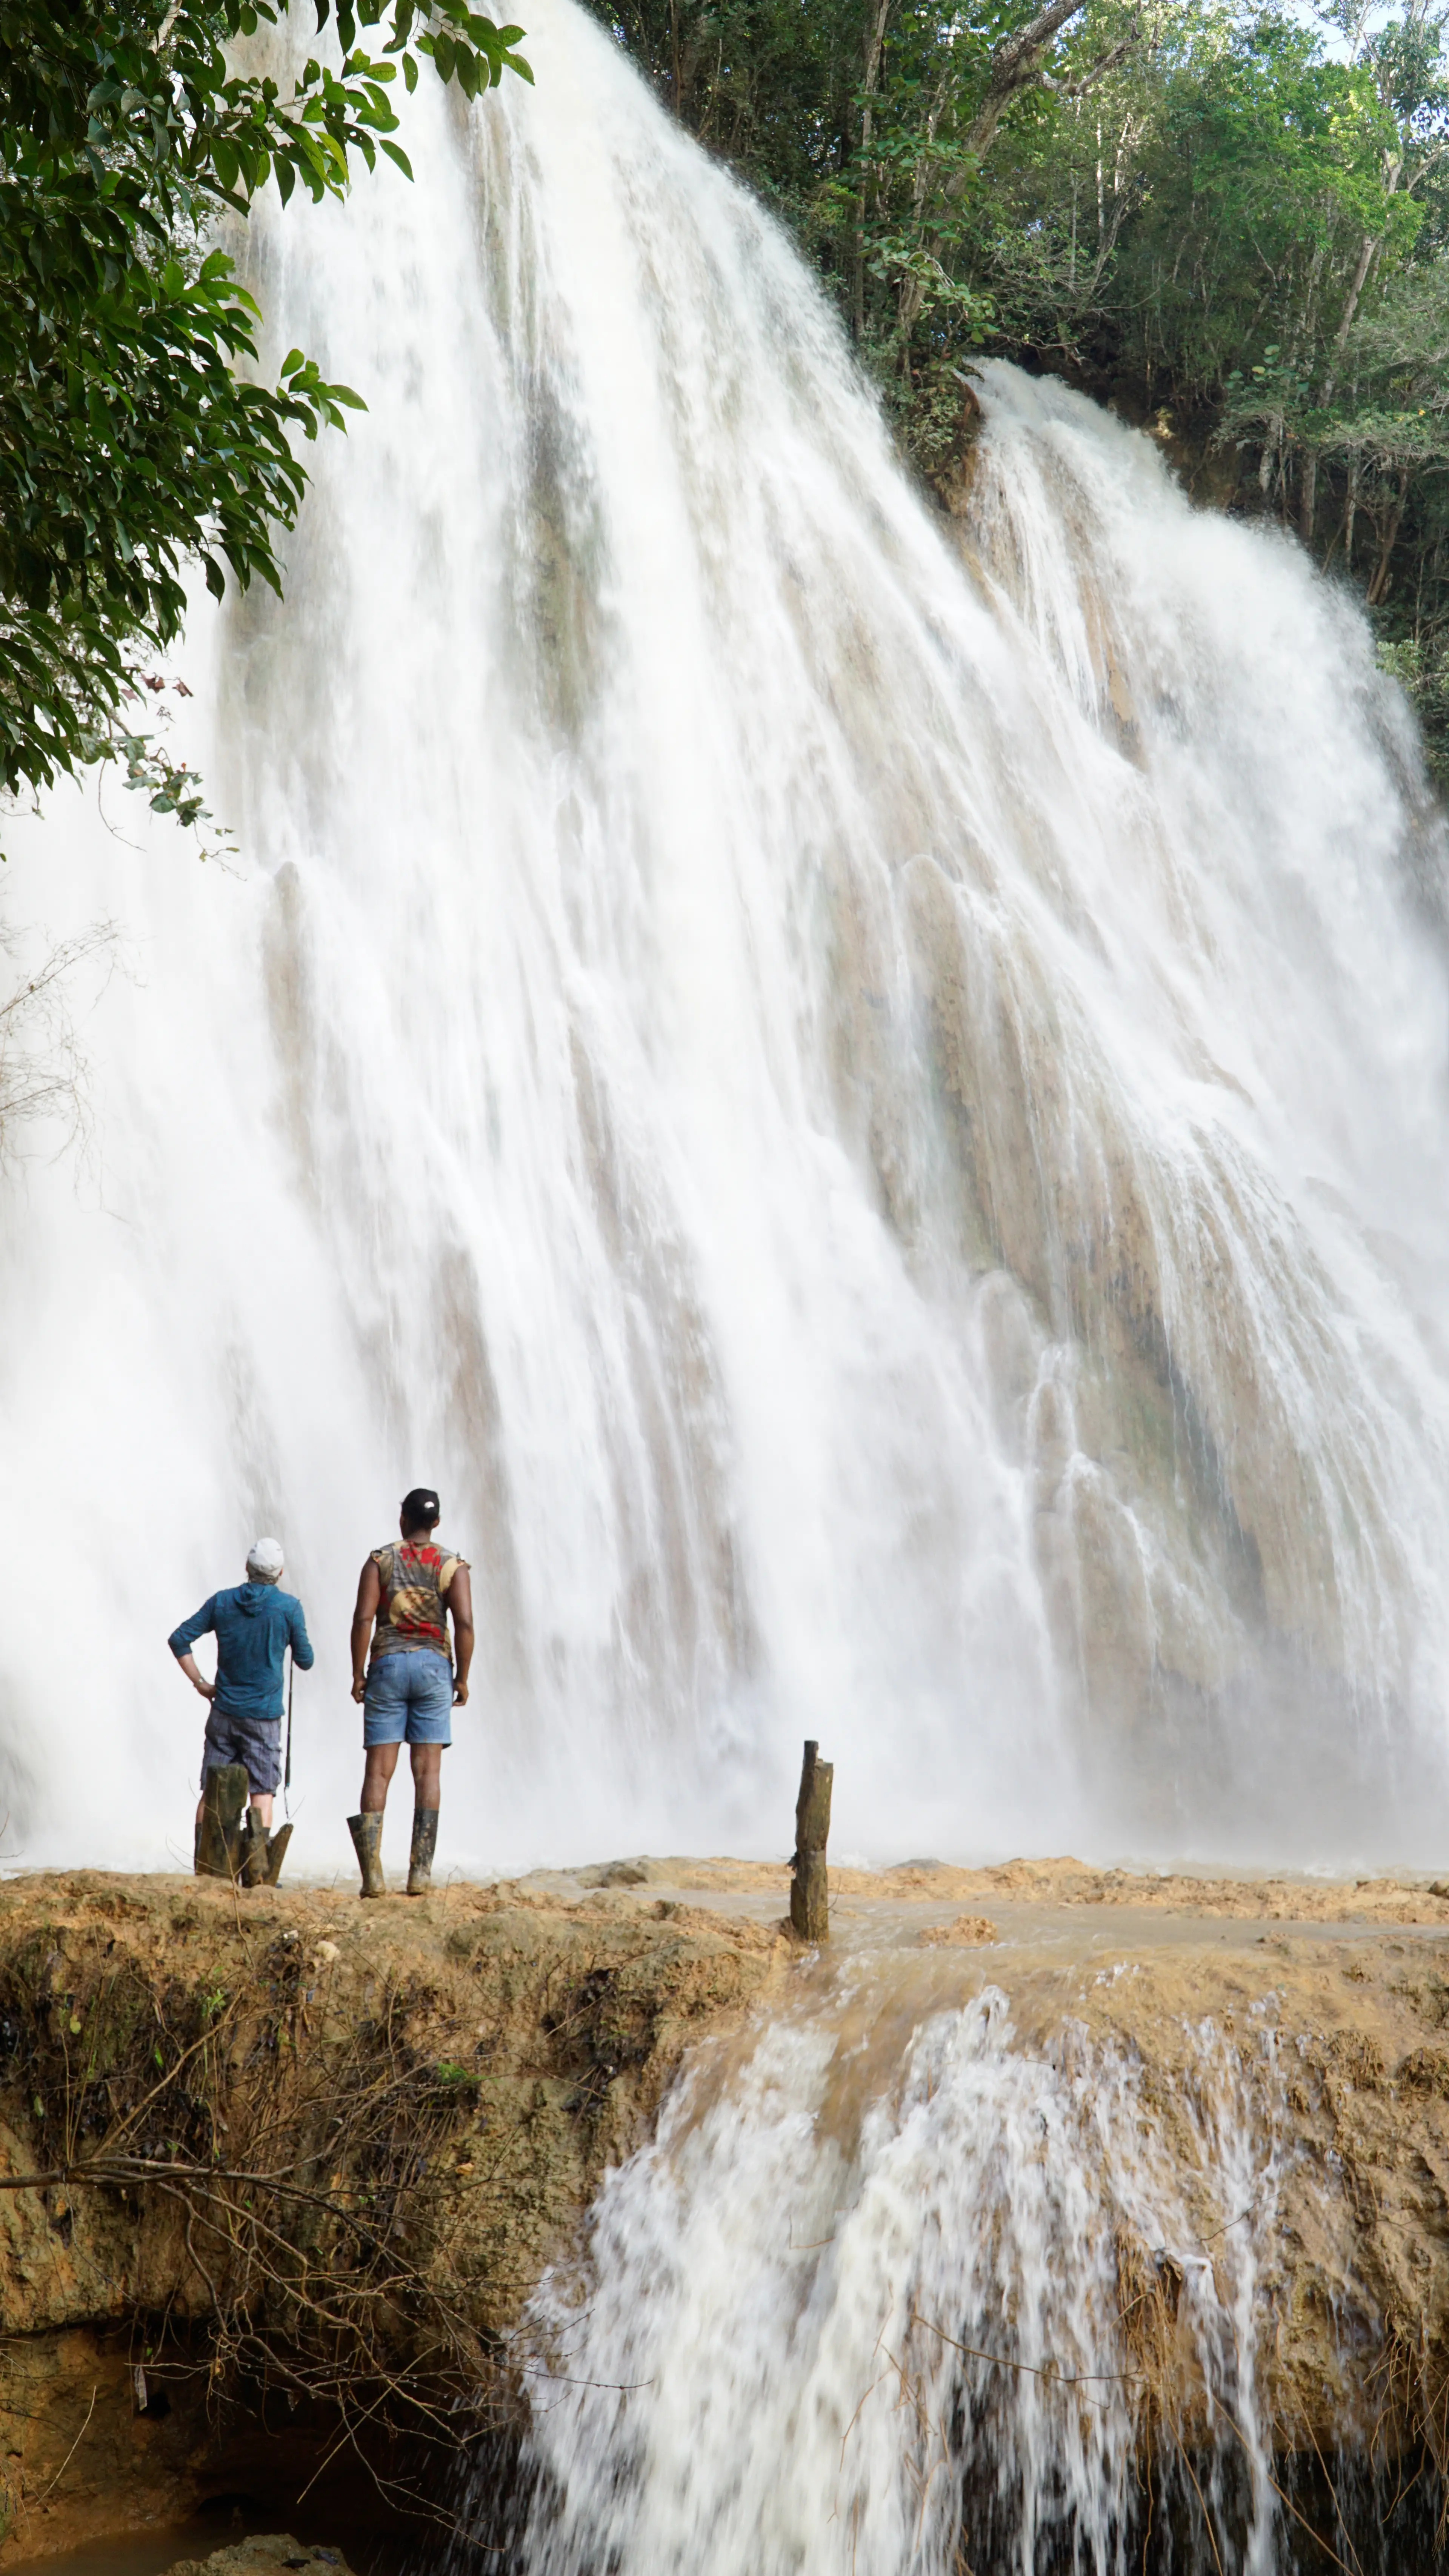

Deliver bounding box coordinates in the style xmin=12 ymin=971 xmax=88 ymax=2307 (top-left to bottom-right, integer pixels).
xmin=241 ymin=1807 xmax=269 ymax=1889
xmin=406 ymin=1808 xmax=439 ymax=1896
xmin=263 ymin=1823 xmax=293 ymax=1888
xmin=198 ymin=1765 xmax=248 ymax=1881
xmin=348 ymin=1811 xmax=386 ymax=1899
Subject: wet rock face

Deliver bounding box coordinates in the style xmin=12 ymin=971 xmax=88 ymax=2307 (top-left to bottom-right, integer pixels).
xmin=1031 ymin=1920 xmax=1449 ymax=2460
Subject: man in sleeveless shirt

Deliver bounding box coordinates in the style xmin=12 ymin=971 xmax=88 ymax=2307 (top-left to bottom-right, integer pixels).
xmin=346 ymin=1487 xmax=474 ymax=1896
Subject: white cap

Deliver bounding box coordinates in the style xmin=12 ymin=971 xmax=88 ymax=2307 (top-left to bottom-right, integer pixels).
xmin=246 ymin=1536 xmax=285 ymax=1583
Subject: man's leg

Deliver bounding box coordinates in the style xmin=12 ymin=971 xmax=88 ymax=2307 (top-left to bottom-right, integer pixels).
xmin=409 ymin=1743 xmax=442 ymax=1810
xmin=361 ymin=1741 xmax=401 ymax=1814
xmin=404 ymin=1667 xmax=449 ymax=1894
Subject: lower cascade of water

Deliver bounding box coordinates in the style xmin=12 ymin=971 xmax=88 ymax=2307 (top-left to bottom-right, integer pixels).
xmin=467 ymin=1968 xmax=1430 ymax=2576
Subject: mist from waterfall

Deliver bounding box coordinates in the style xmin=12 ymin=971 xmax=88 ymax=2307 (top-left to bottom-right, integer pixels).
xmin=3 ymin=0 xmax=1449 ymax=1871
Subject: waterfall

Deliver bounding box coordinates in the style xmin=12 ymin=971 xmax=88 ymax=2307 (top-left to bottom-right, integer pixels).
xmin=3 ymin=0 xmax=1449 ymax=1868
xmin=509 ymin=1962 xmax=1286 ymax=2576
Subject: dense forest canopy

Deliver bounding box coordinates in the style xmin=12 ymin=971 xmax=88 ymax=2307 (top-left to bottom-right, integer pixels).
xmin=579 ymin=0 xmax=1449 ymax=780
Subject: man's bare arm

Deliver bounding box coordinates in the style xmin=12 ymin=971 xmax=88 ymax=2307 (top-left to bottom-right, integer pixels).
xmin=449 ymin=1565 xmax=474 ymax=1706
xmin=176 ymin=1652 xmax=215 ymax=1702
xmin=351 ymin=1557 xmax=381 ymax=1705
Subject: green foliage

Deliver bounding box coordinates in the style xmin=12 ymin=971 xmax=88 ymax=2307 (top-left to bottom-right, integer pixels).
xmin=0 ymin=0 xmax=530 ymax=823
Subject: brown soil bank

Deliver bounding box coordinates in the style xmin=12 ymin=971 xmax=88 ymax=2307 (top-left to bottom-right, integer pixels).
xmin=3 ymin=1863 xmax=1449 ymax=2566
xmin=0 ymin=1871 xmax=784 ymax=2565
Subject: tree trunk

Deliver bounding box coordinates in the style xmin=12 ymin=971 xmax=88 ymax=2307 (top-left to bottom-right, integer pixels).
xmin=1366 ymin=470 xmax=1410 ymax=607
xmin=960 ymin=0 xmax=1089 ymax=161
xmin=852 ymin=0 xmax=892 ymax=341
xmin=897 ymin=0 xmax=1130 ymax=333
xmin=789 ymin=1740 xmax=833 ymax=1941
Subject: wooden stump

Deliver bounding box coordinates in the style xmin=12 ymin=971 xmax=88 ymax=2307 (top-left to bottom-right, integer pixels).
xmin=789 ymin=1738 xmax=833 ymax=1941
xmin=197 ymin=1763 xmax=248 ymax=1881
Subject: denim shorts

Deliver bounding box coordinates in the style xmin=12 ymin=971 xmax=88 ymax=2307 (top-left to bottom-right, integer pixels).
xmin=203 ymin=1706 xmax=283 ymax=1797
xmin=363 ymin=1649 xmax=454 ymax=1748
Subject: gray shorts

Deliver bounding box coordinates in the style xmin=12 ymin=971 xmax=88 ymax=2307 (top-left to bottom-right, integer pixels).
xmin=203 ymin=1706 xmax=283 ymax=1797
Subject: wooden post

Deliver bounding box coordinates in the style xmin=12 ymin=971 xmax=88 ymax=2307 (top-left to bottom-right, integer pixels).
xmin=790 ymin=1739 xmax=833 ymax=1941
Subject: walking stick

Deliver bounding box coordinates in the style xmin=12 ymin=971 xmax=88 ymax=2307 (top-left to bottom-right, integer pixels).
xmin=284 ymin=1648 xmax=294 ymax=1808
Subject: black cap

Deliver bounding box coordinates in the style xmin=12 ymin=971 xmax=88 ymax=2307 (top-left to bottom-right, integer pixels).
xmin=401 ymin=1487 xmax=441 ymax=1531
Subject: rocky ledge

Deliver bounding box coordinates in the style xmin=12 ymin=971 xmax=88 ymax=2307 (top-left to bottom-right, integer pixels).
xmin=1 ymin=1865 xmax=1449 ymax=2565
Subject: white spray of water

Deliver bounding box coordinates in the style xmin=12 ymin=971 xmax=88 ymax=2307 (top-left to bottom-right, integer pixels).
xmin=513 ymin=1968 xmax=1286 ymax=2576
xmin=2 ymin=0 xmax=1449 ymax=1868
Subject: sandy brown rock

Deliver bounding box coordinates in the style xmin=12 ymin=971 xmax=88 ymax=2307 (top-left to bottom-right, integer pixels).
xmin=163 ymin=2542 xmax=351 ymax=2576
xmin=918 ymin=1914 xmax=998 ymax=1947
xmin=607 ymin=1849 xmax=1449 ymax=1922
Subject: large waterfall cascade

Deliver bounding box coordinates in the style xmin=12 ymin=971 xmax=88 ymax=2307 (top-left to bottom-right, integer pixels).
xmin=3 ymin=0 xmax=1449 ymax=1869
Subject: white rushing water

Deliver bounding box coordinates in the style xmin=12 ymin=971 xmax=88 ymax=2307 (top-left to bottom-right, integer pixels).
xmin=510 ymin=1966 xmax=1286 ymax=2576
xmin=3 ymin=0 xmax=1449 ymax=1868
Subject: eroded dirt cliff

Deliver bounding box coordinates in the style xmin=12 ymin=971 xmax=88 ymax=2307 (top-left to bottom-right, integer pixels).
xmin=0 ymin=1871 xmax=785 ymax=2562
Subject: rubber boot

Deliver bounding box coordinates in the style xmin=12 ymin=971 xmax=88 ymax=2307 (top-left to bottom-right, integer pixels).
xmin=198 ymin=1765 xmax=249 ymax=1881
xmin=406 ymin=1808 xmax=439 ymax=1896
xmin=193 ymin=1813 xmax=203 ymax=1876
xmin=348 ymin=1811 xmax=386 ymax=1899
xmin=241 ymin=1807 xmax=269 ymax=1889
xmin=263 ymin=1823 xmax=293 ymax=1888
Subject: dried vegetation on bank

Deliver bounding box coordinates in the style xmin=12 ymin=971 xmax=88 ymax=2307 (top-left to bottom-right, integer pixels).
xmin=0 ymin=1871 xmax=784 ymax=2549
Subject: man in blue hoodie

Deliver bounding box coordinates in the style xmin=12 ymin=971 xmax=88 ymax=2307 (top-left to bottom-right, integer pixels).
xmin=169 ymin=1538 xmax=314 ymax=1871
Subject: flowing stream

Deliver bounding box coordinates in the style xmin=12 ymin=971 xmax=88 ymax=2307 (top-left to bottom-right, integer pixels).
xmin=508 ymin=1963 xmax=1287 ymax=2576
xmin=2 ymin=0 xmax=1449 ymax=1869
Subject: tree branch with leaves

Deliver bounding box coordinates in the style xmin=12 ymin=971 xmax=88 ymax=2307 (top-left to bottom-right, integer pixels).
xmin=0 ymin=0 xmax=531 ymax=839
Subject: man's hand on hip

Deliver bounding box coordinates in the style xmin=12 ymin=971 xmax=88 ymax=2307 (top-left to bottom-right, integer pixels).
xmin=193 ymin=1677 xmax=216 ymax=1702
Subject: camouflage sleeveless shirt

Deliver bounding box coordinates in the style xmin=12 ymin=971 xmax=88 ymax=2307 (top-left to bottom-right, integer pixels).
xmin=369 ymin=1540 xmax=467 ymax=1665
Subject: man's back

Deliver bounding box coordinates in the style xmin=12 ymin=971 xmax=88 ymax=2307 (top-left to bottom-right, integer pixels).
xmin=171 ymin=1581 xmax=312 ymax=1721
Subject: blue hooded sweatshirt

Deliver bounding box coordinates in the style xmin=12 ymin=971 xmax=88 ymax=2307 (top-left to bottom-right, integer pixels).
xmin=169 ymin=1584 xmax=314 ymax=1725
